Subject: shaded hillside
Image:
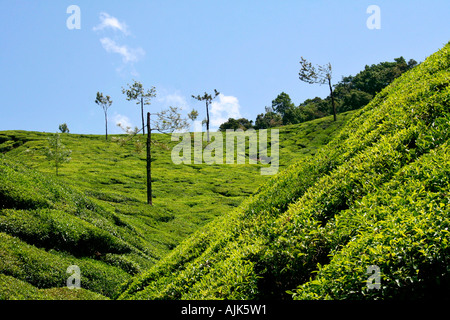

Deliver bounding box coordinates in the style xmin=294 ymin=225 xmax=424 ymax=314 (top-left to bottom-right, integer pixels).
xmin=119 ymin=42 xmax=450 ymax=300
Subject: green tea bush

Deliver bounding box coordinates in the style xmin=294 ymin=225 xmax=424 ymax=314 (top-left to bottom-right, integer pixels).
xmin=0 ymin=208 xmax=131 ymax=256
xmin=292 ymin=143 xmax=450 ymax=300
xmin=0 ymin=154 xmax=157 ymax=298
xmin=119 ymin=42 xmax=450 ymax=300
xmin=0 ymin=274 xmax=109 ymax=300
xmin=0 ymin=232 xmax=130 ymax=298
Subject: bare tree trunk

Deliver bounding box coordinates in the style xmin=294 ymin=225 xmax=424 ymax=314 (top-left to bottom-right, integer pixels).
xmin=206 ymin=101 xmax=210 ymax=142
xmin=146 ymin=112 xmax=152 ymax=205
xmin=141 ymin=97 xmax=146 ymax=136
xmin=55 ymin=138 xmax=59 ymax=176
xmin=105 ymin=111 xmax=108 ymax=141
xmin=328 ymin=78 xmax=337 ymax=121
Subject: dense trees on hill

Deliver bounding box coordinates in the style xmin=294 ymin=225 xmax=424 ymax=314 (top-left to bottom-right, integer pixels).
xmin=345 ymin=57 xmax=417 ymax=96
xmin=254 ymin=107 xmax=282 ymax=130
xmin=333 ymin=57 xmax=417 ymax=114
xmin=219 ymin=57 xmax=418 ymax=130
xmin=219 ymin=118 xmax=254 ymax=131
xmin=271 ymin=92 xmax=296 ymax=125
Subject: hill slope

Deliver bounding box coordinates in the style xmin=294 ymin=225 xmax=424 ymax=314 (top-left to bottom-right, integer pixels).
xmin=119 ymin=42 xmax=450 ymax=300
xmin=0 ymin=110 xmax=352 ymax=299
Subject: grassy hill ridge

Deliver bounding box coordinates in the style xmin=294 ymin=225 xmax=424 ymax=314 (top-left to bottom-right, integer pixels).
xmin=118 ymin=41 xmax=450 ymax=300
xmin=0 ymin=108 xmax=353 ymax=299
xmin=1 ymin=40 xmax=448 ymax=300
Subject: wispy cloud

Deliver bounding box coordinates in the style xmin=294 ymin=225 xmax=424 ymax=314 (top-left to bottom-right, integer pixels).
xmin=100 ymin=37 xmax=145 ymax=63
xmin=192 ymin=120 xmax=203 ymax=132
xmin=113 ymin=113 xmax=133 ymax=131
xmin=157 ymin=92 xmax=189 ymax=110
xmin=94 ymin=12 xmax=145 ymax=76
xmin=210 ymin=94 xmax=242 ymax=129
xmin=93 ymin=12 xmax=130 ymax=35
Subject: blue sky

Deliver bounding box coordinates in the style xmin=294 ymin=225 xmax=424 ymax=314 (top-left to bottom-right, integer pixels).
xmin=0 ymin=0 xmax=449 ymax=134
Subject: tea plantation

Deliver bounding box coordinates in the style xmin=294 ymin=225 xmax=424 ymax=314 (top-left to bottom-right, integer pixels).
xmin=0 ymin=105 xmax=352 ymax=299
xmin=119 ymin=42 xmax=450 ymax=300
xmin=1 ymin=41 xmax=449 ymax=300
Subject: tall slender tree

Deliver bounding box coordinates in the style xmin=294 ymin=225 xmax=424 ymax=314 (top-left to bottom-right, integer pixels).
xmin=122 ymin=80 xmax=156 ymax=135
xmin=95 ymin=92 xmax=113 ymax=140
xmin=146 ymin=106 xmax=196 ymax=205
xmin=146 ymin=112 xmax=152 ymax=205
xmin=192 ymin=89 xmax=220 ymax=142
xmin=299 ymin=57 xmax=337 ymax=121
xmin=115 ymin=101 xmax=197 ymax=205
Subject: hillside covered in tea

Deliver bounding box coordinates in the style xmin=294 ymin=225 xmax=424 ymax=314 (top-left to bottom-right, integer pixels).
xmin=0 ymin=107 xmax=353 ymax=299
xmin=119 ymin=42 xmax=450 ymax=300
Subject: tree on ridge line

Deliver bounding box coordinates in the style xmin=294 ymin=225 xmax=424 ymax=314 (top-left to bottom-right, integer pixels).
xmin=95 ymin=92 xmax=113 ymax=140
xmin=122 ymin=80 xmax=156 ymax=136
xmin=299 ymin=57 xmax=337 ymax=121
xmin=192 ymin=89 xmax=220 ymax=143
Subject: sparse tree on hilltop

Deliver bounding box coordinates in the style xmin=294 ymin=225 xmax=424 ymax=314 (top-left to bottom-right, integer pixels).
xmin=146 ymin=106 xmax=197 ymax=205
xmin=122 ymin=80 xmax=156 ymax=136
xmin=116 ymin=85 xmax=198 ymax=205
xmin=45 ymin=133 xmax=71 ymax=176
xmin=192 ymin=89 xmax=220 ymax=142
xmin=299 ymin=57 xmax=337 ymax=121
xmin=95 ymin=92 xmax=113 ymax=140
xmin=59 ymin=123 xmax=70 ymax=133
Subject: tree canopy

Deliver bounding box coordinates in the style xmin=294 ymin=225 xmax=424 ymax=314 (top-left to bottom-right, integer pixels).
xmin=217 ymin=56 xmax=418 ymax=130
xmin=219 ymin=118 xmax=254 ymax=131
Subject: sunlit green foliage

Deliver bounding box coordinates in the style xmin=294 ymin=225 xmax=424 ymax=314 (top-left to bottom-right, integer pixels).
xmin=119 ymin=42 xmax=450 ymax=300
xmin=0 ymin=105 xmax=348 ymax=299
xmin=1 ymin=42 xmax=447 ymax=301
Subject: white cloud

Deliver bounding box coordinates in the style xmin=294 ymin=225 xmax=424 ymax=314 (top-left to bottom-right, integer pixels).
xmin=210 ymin=94 xmax=242 ymax=129
xmin=112 ymin=113 xmax=133 ymax=131
xmin=192 ymin=120 xmax=203 ymax=132
xmin=94 ymin=12 xmax=144 ymax=76
xmin=93 ymin=12 xmax=130 ymax=35
xmin=100 ymin=37 xmax=145 ymax=63
xmin=158 ymin=92 xmax=189 ymax=110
